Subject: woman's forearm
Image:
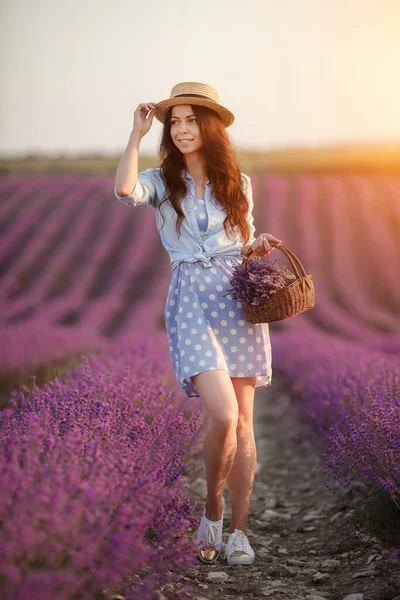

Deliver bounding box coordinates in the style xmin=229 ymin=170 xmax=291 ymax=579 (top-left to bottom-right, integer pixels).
xmin=115 ymin=129 xmax=144 ymax=197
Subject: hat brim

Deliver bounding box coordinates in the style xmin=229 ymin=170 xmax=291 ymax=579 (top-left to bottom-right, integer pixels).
xmin=154 ymin=97 xmax=234 ymax=128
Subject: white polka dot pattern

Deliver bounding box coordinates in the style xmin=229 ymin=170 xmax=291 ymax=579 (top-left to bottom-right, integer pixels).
xmin=164 ymin=254 xmax=272 ymax=398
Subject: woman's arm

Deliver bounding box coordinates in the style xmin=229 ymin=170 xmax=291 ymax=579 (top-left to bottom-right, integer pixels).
xmin=239 ymin=173 xmax=283 ymax=257
xmin=114 ymin=129 xmax=144 ymax=197
xmin=240 ymin=174 xmax=256 ymax=257
xmin=115 ymin=102 xmax=156 ymax=197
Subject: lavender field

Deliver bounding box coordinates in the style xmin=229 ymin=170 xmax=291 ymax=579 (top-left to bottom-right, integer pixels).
xmin=0 ymin=172 xmax=399 ymax=598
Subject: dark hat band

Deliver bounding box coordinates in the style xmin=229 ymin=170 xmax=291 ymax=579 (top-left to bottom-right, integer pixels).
xmin=173 ymin=93 xmax=214 ymax=101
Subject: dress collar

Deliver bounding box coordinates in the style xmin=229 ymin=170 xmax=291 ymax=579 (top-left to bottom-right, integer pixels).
xmin=182 ymin=170 xmax=210 ymax=186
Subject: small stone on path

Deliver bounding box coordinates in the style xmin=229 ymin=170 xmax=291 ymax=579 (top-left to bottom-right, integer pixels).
xmin=287 ymin=558 xmax=305 ymax=566
xmin=320 ymin=558 xmax=341 ymax=572
xmin=351 ymin=570 xmax=377 ymax=579
xmin=206 ymin=571 xmax=229 ymax=582
xmin=312 ymin=572 xmax=330 ymax=584
xmin=261 ymin=508 xmax=280 ymax=520
xmin=303 ymin=511 xmax=324 ymax=522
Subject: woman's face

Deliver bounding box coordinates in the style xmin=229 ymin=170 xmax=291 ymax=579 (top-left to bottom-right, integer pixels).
xmin=170 ymin=104 xmax=204 ymax=154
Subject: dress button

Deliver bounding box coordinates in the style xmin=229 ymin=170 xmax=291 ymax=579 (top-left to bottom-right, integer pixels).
xmin=194 ymin=226 xmax=198 ymax=230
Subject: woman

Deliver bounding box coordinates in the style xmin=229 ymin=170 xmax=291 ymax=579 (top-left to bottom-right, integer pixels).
xmin=114 ymin=81 xmax=282 ymax=566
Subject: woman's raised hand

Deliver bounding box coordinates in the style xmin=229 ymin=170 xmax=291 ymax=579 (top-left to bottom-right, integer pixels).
xmin=251 ymin=233 xmax=283 ymax=257
xmin=133 ymin=102 xmax=157 ymax=136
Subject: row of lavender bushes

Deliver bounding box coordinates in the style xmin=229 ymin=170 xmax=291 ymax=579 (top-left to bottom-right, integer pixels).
xmin=0 ymin=333 xmax=204 ymax=600
xmin=272 ymin=324 xmax=400 ymax=544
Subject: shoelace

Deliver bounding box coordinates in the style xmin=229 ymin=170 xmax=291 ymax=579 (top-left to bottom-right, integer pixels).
xmin=203 ymin=520 xmax=219 ymax=545
xmin=198 ymin=499 xmax=224 ymax=547
xmin=229 ymin=530 xmax=250 ymax=553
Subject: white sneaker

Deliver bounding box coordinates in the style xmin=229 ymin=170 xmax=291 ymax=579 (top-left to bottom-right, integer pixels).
xmin=224 ymin=528 xmax=255 ymax=565
xmin=196 ymin=496 xmax=225 ymax=563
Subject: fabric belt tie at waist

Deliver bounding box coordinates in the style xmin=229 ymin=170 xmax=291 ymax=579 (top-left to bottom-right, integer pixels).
xmin=171 ymin=251 xmax=241 ymax=270
xmin=193 ymin=252 xmax=212 ymax=267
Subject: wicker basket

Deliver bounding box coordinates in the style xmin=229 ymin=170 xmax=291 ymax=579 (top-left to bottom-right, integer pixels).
xmin=241 ymin=241 xmax=316 ymax=323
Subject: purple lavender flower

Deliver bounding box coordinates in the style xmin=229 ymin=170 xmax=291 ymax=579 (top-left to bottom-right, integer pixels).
xmin=225 ymin=257 xmax=296 ymax=306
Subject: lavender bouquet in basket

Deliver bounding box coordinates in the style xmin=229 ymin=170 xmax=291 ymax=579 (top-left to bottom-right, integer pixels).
xmin=225 ymin=256 xmax=297 ymax=307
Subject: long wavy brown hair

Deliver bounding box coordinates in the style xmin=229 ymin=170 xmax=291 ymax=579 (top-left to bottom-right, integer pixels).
xmin=156 ymin=104 xmax=252 ymax=244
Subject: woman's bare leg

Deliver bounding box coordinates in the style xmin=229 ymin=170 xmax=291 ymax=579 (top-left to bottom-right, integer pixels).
xmin=190 ymin=369 xmax=239 ymax=521
xmin=227 ymin=376 xmax=257 ymax=535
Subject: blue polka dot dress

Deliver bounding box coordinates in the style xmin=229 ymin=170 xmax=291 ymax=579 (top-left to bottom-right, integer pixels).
xmin=164 ymin=196 xmax=272 ymax=398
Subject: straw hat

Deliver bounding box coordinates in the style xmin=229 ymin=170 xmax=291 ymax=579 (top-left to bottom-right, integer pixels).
xmin=154 ymin=82 xmax=235 ymax=128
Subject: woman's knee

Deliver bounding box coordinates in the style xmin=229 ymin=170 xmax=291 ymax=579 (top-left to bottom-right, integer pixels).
xmin=191 ymin=369 xmax=238 ymax=431
xmin=209 ymin=410 xmax=238 ymax=435
xmin=236 ymin=413 xmax=254 ymax=436
xmin=231 ymin=376 xmax=255 ymax=435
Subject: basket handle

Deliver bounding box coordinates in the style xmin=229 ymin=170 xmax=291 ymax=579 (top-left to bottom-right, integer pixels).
xmin=243 ymin=240 xmax=308 ymax=280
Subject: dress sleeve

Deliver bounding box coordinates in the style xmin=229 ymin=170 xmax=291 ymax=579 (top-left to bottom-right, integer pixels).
xmin=241 ymin=173 xmax=256 ymax=245
xmin=114 ymin=167 xmax=158 ymax=208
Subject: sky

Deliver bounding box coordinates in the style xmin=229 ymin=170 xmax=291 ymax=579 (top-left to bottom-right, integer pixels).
xmin=1 ymin=0 xmax=400 ymax=156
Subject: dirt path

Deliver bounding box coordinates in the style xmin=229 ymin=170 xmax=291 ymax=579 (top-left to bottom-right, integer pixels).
xmin=166 ymin=375 xmax=400 ymax=600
